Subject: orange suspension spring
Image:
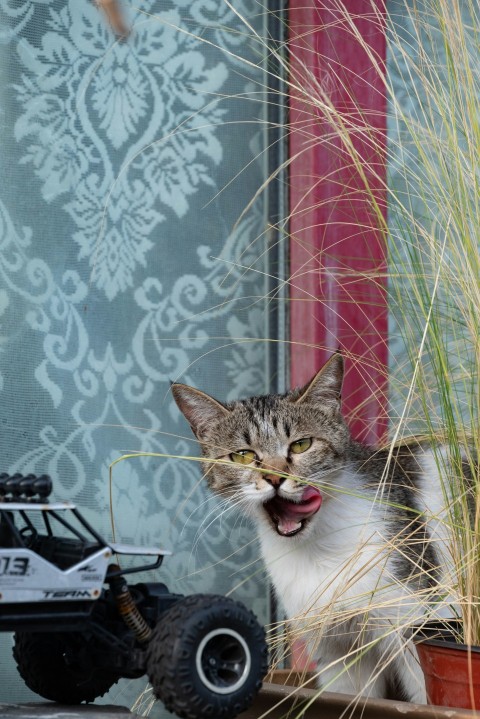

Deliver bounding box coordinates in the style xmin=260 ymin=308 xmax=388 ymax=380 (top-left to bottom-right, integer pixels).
xmin=109 ymin=566 xmax=152 ymax=644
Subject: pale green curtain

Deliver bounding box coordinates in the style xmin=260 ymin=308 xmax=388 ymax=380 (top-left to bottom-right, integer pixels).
xmin=0 ymin=0 xmax=285 ymax=709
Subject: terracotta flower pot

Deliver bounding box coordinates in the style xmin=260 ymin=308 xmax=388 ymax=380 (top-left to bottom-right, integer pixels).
xmin=415 ymin=621 xmax=480 ymax=709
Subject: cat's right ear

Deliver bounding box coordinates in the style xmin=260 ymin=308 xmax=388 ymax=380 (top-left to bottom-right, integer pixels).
xmin=171 ymin=383 xmax=230 ymax=440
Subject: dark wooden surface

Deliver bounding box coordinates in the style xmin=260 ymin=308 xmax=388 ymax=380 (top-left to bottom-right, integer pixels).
xmin=241 ymin=683 xmax=478 ymax=719
xmin=3 ymin=687 xmax=477 ymax=719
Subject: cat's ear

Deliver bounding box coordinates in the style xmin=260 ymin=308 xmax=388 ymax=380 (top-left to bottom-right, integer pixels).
xmin=171 ymin=383 xmax=230 ymax=440
xmin=295 ymin=351 xmax=344 ymax=405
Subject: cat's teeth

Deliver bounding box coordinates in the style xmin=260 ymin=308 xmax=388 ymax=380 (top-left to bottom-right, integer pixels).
xmin=277 ymin=519 xmax=303 ymax=536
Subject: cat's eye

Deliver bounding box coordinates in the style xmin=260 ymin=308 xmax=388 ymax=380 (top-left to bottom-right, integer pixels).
xmin=230 ymin=449 xmax=257 ymax=465
xmin=290 ymin=438 xmax=312 ymax=454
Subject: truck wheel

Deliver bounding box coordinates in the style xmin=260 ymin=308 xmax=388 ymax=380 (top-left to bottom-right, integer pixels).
xmin=146 ymin=594 xmax=268 ymax=719
xmin=13 ymin=632 xmax=119 ymax=704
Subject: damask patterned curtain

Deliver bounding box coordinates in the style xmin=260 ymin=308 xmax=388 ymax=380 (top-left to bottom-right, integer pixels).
xmin=0 ymin=0 xmax=285 ymax=708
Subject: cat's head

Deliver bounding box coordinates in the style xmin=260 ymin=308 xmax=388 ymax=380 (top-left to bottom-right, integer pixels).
xmin=172 ymin=352 xmax=351 ymax=540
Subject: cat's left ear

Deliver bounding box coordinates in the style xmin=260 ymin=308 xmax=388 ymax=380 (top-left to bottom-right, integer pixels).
xmin=171 ymin=383 xmax=230 ymax=441
xmin=294 ymin=351 xmax=344 ymax=405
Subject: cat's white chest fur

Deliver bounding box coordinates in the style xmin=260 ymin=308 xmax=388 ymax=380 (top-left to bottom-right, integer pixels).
xmin=255 ymin=463 xmax=440 ymax=703
xmin=259 ymin=482 xmax=389 ymax=619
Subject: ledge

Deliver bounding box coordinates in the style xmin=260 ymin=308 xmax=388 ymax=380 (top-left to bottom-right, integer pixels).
xmin=0 ymin=705 xmax=132 ymax=719
xmin=242 ymin=683 xmax=478 ymax=719
xmin=2 ymin=688 xmax=477 ymax=719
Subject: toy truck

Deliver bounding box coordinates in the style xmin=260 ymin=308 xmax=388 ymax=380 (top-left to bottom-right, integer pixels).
xmin=0 ymin=473 xmax=269 ymax=719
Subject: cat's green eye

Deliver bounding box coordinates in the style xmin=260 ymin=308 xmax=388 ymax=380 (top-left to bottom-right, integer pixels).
xmin=230 ymin=449 xmax=257 ymax=465
xmin=290 ymin=438 xmax=312 ymax=454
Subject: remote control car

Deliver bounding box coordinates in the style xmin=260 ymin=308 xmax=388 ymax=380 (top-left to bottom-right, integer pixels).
xmin=0 ymin=473 xmax=269 ymax=719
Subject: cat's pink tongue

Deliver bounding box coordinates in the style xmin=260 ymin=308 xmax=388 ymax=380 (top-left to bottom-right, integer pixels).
xmin=276 ymin=487 xmax=322 ymax=536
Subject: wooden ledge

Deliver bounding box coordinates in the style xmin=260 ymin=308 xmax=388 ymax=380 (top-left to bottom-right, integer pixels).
xmin=242 ymin=683 xmax=478 ymax=719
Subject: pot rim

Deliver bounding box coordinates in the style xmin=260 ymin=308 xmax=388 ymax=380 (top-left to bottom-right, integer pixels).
xmin=412 ymin=618 xmax=480 ymax=652
xmin=417 ymin=637 xmax=480 ymax=653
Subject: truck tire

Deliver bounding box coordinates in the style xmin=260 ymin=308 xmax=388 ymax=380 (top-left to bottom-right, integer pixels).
xmin=146 ymin=594 xmax=268 ymax=719
xmin=13 ymin=632 xmax=120 ymax=704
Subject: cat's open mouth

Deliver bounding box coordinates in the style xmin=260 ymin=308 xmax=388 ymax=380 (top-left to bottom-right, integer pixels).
xmin=263 ymin=486 xmax=323 ymax=537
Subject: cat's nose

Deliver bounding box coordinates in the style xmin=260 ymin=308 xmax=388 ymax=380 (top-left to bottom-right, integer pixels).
xmin=264 ymin=473 xmax=285 ymax=487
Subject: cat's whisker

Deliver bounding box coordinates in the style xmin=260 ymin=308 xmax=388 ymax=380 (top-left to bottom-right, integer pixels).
xmin=187 ymin=495 xmax=240 ymax=554
xmin=179 ymin=529 xmax=262 ymax=583
xmin=180 ymin=494 xmax=222 ymax=530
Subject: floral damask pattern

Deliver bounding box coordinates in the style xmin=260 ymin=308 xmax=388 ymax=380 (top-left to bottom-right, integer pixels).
xmin=0 ymin=0 xmax=277 ymax=706
xmin=14 ymin=1 xmax=229 ymax=300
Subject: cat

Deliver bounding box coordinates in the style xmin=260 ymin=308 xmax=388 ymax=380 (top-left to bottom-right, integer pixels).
xmin=172 ymin=351 xmax=459 ymax=703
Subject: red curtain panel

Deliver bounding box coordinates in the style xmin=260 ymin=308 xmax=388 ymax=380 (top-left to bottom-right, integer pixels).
xmin=288 ymin=0 xmax=388 ymax=446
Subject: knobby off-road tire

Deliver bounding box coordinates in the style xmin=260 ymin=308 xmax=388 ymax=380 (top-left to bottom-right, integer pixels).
xmin=146 ymin=594 xmax=269 ymax=719
xmin=13 ymin=632 xmax=120 ymax=704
